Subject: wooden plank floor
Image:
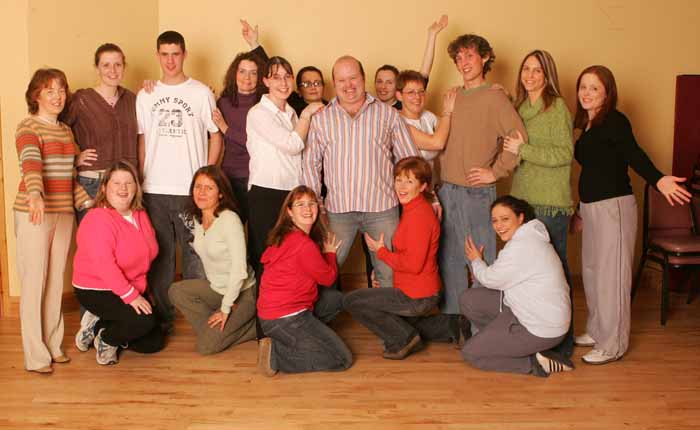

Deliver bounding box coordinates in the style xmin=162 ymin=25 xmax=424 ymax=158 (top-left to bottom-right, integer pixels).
xmin=1 ymin=272 xmax=699 ymax=430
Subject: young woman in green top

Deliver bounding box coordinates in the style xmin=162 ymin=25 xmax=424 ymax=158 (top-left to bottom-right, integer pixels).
xmin=502 ymin=49 xmax=574 ymax=357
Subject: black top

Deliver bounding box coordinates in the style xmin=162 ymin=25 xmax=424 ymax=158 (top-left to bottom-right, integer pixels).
xmin=574 ymin=109 xmax=663 ymax=203
xmin=288 ymin=92 xmax=328 ymax=117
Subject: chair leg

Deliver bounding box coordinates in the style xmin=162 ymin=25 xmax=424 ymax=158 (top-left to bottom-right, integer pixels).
xmin=632 ymin=252 xmax=648 ymax=301
xmin=688 ymin=269 xmax=699 ymax=305
xmin=661 ymin=255 xmax=670 ymax=326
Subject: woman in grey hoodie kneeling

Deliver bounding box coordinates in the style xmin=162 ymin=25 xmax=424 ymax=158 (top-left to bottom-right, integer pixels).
xmin=461 ymin=195 xmax=573 ymax=377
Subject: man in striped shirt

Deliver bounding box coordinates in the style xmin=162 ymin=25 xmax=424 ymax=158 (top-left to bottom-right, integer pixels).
xmin=301 ymin=56 xmax=419 ymax=289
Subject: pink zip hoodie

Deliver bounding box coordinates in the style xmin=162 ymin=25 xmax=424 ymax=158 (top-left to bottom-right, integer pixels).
xmin=72 ymin=207 xmax=158 ymax=304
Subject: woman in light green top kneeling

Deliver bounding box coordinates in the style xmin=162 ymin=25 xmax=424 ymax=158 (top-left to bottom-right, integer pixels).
xmin=503 ymin=49 xmax=574 ymax=357
xmin=169 ymin=166 xmax=257 ymax=355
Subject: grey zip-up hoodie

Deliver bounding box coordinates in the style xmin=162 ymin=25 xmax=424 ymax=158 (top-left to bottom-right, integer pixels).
xmin=471 ymin=219 xmax=571 ymax=338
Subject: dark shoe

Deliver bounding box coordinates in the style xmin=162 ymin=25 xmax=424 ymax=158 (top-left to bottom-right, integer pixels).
xmin=257 ymin=337 xmax=277 ymax=377
xmin=454 ymin=315 xmax=471 ymax=349
xmin=383 ymin=334 xmax=424 ymax=360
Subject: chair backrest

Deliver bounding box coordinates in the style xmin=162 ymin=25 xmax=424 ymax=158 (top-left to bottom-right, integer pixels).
xmin=647 ymin=184 xmax=694 ymax=236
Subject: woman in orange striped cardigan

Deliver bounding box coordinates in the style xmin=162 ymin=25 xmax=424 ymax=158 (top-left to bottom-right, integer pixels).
xmin=14 ymin=68 xmax=92 ymax=374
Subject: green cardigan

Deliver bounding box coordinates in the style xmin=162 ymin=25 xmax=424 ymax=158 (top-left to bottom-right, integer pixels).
xmin=510 ymin=97 xmax=574 ymax=217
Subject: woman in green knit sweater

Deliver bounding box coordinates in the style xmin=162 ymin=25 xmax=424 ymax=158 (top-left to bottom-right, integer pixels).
xmin=503 ymin=49 xmax=574 ymax=357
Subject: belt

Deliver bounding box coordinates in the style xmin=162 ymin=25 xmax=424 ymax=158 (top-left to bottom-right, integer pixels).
xmin=78 ymin=169 xmax=107 ymax=179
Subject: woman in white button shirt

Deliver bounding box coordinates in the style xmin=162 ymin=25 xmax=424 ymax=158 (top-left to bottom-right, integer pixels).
xmin=246 ymin=56 xmax=324 ymax=280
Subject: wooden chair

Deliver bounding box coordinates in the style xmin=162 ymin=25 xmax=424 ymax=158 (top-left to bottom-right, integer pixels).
xmin=632 ymin=184 xmax=700 ymax=325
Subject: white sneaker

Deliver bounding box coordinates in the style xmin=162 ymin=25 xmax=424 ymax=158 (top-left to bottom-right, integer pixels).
xmin=535 ymin=352 xmax=574 ymax=375
xmin=94 ymin=329 xmax=119 ymax=365
xmin=75 ymin=310 xmax=100 ymax=352
xmin=574 ymin=333 xmax=596 ymax=347
xmin=582 ymin=349 xmax=620 ymax=365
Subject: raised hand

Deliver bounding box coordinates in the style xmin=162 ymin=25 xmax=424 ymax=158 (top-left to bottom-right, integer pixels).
xmin=240 ymin=19 xmax=259 ymax=48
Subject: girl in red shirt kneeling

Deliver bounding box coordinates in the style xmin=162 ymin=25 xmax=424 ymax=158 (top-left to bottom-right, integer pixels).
xmin=256 ymin=186 xmax=351 ymax=376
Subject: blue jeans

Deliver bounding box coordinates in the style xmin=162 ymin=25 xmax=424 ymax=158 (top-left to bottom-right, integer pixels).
xmin=260 ymin=287 xmax=351 ymax=373
xmin=438 ymin=183 xmax=497 ymax=315
xmin=143 ymin=193 xmax=206 ymax=324
xmin=327 ymin=207 xmax=399 ymax=289
xmin=76 ymin=175 xmax=101 ymax=225
xmin=344 ymin=288 xmax=456 ymax=352
xmin=538 ymin=212 xmax=574 ymax=358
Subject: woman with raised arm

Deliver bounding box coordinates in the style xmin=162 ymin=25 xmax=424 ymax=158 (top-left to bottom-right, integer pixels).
xmin=168 ymin=166 xmax=257 ymax=355
xmin=374 ymin=15 xmax=449 ymax=110
xmin=256 ymin=186 xmax=351 ymax=376
xmin=501 ymin=49 xmax=575 ymax=357
xmin=15 ymin=68 xmax=92 ymax=374
xmin=570 ymin=65 xmax=690 ymax=364
xmin=213 ymin=41 xmax=266 ymax=225
xmin=462 ymin=196 xmax=573 ymax=377
xmin=63 ymin=43 xmax=138 ymax=224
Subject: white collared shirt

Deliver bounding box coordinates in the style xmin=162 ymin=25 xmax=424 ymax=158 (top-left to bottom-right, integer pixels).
xmin=246 ymin=94 xmax=303 ymax=191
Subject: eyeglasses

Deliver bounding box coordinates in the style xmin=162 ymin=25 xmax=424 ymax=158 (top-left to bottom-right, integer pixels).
xmin=292 ymin=200 xmax=319 ymax=208
xmin=299 ymin=80 xmax=323 ymax=89
xmin=402 ymin=89 xmax=426 ymax=97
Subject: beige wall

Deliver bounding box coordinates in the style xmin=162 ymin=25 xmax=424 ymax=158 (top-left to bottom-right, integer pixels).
xmin=1 ymin=0 xmax=699 ymax=298
xmin=0 ymin=0 xmax=159 ymax=297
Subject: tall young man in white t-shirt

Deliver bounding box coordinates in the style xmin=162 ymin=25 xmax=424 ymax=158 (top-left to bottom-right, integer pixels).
xmin=136 ymin=31 xmax=222 ymax=329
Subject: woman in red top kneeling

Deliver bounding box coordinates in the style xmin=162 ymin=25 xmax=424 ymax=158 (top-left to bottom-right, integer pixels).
xmin=256 ymin=186 xmax=351 ymax=376
xmin=344 ymin=156 xmax=469 ymax=360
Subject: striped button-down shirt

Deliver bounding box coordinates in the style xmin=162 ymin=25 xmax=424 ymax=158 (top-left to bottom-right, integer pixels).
xmin=302 ymin=94 xmax=418 ymax=213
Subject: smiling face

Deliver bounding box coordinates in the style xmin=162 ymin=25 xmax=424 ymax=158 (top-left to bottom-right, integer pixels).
xmin=394 ymin=171 xmax=427 ymax=205
xmin=157 ymin=43 xmax=186 ymax=81
xmin=236 ymin=59 xmax=258 ymax=95
xmin=491 ymin=204 xmax=525 ymax=242
xmin=578 ymin=72 xmax=607 ymax=120
xmin=96 ymin=51 xmax=125 ymax=89
xmin=193 ymin=174 xmax=221 ymax=214
xmin=333 ymin=58 xmax=365 ymax=109
xmin=375 ymin=69 xmax=397 ymax=104
xmin=397 ymin=80 xmax=426 ymax=119
xmin=263 ymin=64 xmax=293 ymax=104
xmin=104 ymin=169 xmax=137 ymax=215
xmin=35 ymin=79 xmax=67 ymax=118
xmin=287 ymin=194 xmax=319 ymax=233
xmin=520 ymin=55 xmax=545 ymax=98
xmin=454 ymin=46 xmax=487 ymax=87
xmin=298 ymin=70 xmax=324 ymax=103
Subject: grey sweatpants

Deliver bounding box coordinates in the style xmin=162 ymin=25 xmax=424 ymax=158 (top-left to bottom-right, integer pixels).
xmin=169 ymin=279 xmax=257 ymax=355
xmin=580 ymin=194 xmax=637 ymax=358
xmin=459 ymin=288 xmax=564 ymax=375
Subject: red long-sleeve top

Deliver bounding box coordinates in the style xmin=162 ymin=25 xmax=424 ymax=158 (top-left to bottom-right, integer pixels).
xmin=377 ymin=194 xmax=441 ymax=298
xmin=257 ymin=230 xmax=337 ymax=320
